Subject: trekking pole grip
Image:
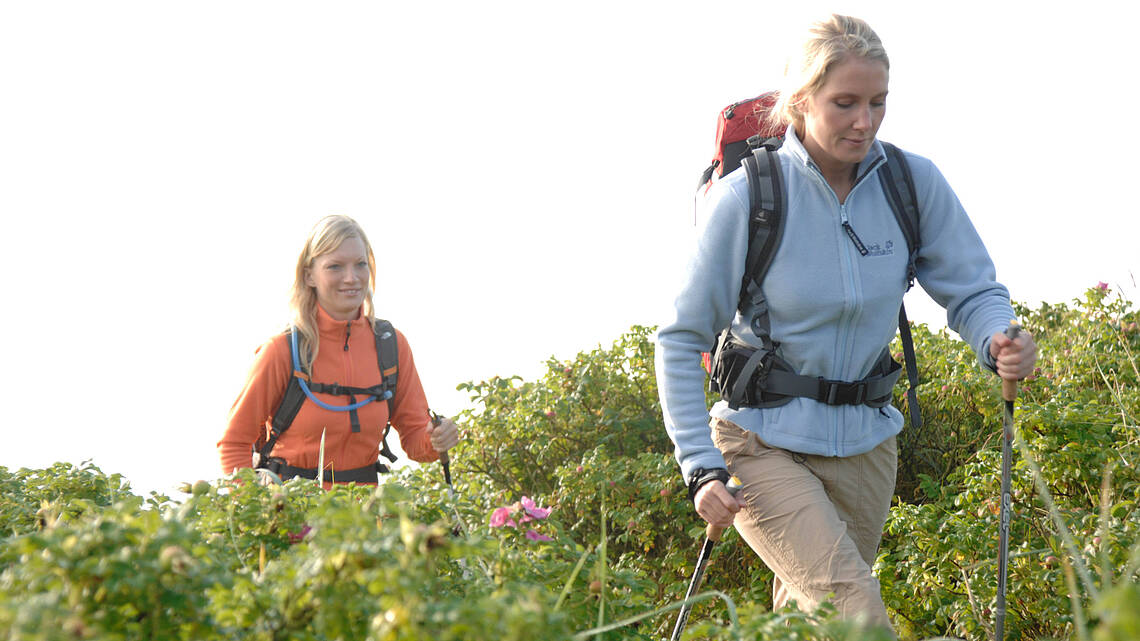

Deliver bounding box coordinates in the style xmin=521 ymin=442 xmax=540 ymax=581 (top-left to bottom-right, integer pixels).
xmin=429 ymin=410 xmax=451 ymax=462
xmin=706 ymin=479 xmax=742 ymax=542
xmin=1001 ymin=323 xmax=1021 ymax=402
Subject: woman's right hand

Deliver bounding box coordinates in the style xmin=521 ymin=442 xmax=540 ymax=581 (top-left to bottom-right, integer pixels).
xmin=693 ymin=480 xmax=746 ymax=529
xmin=426 ymin=416 xmax=460 ymax=453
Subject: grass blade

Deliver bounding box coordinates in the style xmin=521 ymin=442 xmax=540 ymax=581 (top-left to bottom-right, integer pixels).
xmin=572 ymin=590 xmax=739 ymax=641
xmin=555 ymin=544 xmax=596 ymax=612
xmin=317 ymin=427 xmax=327 ymax=487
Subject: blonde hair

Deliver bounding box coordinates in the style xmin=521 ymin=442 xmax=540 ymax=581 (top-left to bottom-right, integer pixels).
xmin=768 ymin=14 xmax=890 ymax=134
xmin=288 ymin=215 xmax=377 ymax=373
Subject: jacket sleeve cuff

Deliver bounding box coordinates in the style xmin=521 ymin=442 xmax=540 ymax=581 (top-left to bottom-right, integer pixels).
xmin=978 ymin=335 xmax=999 ymax=373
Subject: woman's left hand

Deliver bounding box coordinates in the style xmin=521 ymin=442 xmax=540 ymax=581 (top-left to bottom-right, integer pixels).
xmin=427 ymin=416 xmax=460 ymax=453
xmin=989 ymin=328 xmax=1038 ymax=381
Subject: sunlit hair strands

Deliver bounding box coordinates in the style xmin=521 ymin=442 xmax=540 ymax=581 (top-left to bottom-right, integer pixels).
xmin=289 ymin=215 xmax=377 ymax=373
xmin=768 ymin=14 xmax=890 ymax=134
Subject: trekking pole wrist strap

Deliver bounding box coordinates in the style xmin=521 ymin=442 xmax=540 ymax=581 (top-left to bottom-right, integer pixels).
xmin=687 ymin=467 xmax=731 ymax=503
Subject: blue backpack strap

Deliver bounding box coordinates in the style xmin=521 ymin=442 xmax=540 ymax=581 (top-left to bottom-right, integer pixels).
xmin=877 ymin=141 xmax=922 ymax=429
xmin=290 ymin=328 xmax=383 ymax=411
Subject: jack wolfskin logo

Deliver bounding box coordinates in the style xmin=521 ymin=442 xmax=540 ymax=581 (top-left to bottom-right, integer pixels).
xmin=867 ymin=240 xmax=895 ymax=257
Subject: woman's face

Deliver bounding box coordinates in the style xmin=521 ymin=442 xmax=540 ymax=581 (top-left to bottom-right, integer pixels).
xmin=305 ymin=236 xmax=370 ymax=321
xmin=799 ymin=55 xmax=888 ymax=176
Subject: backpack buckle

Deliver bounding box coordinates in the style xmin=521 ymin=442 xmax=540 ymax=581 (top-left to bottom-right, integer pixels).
xmin=262 ymin=457 xmax=286 ymax=475
xmin=905 ymin=252 xmax=918 ymax=291
xmin=818 ymin=379 xmax=867 ymax=405
xmin=365 ymin=384 xmax=393 ymax=401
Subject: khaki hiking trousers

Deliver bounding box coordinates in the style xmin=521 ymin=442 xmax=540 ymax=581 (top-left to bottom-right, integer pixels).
xmin=711 ymin=417 xmax=896 ymax=632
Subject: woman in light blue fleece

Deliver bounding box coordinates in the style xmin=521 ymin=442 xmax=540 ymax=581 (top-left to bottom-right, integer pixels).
xmin=655 ymin=14 xmax=1038 ymax=630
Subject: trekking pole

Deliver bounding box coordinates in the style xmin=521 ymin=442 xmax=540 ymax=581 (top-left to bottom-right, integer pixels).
xmin=995 ymin=322 xmax=1020 ymax=641
xmin=670 ymin=478 xmax=742 ymax=641
xmin=429 ymin=410 xmax=455 ymax=496
xmin=430 ymin=410 xmax=466 ymax=535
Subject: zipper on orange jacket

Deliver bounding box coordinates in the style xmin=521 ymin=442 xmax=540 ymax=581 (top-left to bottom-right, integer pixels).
xmin=341 ymin=321 xmax=354 ymax=385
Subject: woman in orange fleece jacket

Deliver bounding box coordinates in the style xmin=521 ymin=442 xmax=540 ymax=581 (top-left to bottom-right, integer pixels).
xmin=218 ymin=215 xmax=459 ymax=483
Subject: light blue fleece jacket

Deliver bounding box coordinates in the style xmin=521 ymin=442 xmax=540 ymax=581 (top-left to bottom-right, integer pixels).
xmin=656 ymin=128 xmax=1014 ymax=479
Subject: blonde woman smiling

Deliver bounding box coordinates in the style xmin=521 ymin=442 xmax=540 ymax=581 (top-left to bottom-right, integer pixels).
xmin=219 ymin=215 xmax=458 ymax=484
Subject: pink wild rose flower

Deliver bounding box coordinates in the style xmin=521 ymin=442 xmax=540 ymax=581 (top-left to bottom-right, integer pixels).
xmin=288 ymin=524 xmax=312 ymax=544
xmin=520 ymin=496 xmax=551 ymax=522
xmin=490 ymin=506 xmax=517 ymax=528
xmin=490 ymin=495 xmax=554 ymax=539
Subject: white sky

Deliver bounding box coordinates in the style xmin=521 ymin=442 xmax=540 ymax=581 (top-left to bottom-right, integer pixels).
xmin=2 ymin=1 xmax=1137 ymax=497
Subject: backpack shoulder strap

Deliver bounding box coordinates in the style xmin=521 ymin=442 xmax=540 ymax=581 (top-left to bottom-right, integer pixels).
xmin=738 ymin=143 xmax=785 ymax=352
xmin=373 ymin=318 xmax=400 ymax=464
xmin=877 ymin=141 xmax=920 ymax=287
xmin=257 ymin=328 xmax=308 ymax=467
xmin=708 ymin=145 xmax=784 ymax=408
xmin=372 ymin=318 xmax=399 ymax=396
xmin=876 ymin=141 xmax=923 ymax=430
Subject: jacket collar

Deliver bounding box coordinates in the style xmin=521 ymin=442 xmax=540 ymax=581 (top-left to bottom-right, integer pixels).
xmin=315 ymin=304 xmax=369 ymax=338
xmin=782 ymin=126 xmax=887 ymax=182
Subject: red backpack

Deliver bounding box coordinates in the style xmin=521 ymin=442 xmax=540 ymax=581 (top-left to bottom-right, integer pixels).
xmin=696 ymin=92 xmax=785 ymax=193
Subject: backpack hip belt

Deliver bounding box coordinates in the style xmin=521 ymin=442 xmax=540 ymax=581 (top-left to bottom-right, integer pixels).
xmin=262 ymin=457 xmax=390 ymax=483
xmin=710 ymin=328 xmax=902 ymax=411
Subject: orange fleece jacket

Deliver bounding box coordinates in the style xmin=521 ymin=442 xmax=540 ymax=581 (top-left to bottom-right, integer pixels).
xmin=218 ymin=305 xmax=438 ymax=477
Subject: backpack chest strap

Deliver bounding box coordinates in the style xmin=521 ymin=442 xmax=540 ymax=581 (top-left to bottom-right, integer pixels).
xmin=305 ymin=381 xmax=393 ymax=400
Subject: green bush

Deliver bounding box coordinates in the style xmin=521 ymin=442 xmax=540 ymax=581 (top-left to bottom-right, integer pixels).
xmin=452 ymin=325 xmax=774 ymax=637
xmin=2 ymin=289 xmax=1137 ymax=640
xmin=879 ymin=287 xmax=1140 ymax=640
xmin=0 ymin=495 xmax=227 ymax=640
xmin=452 ymin=325 xmax=666 ymax=499
xmin=0 ymin=461 xmax=135 ymax=537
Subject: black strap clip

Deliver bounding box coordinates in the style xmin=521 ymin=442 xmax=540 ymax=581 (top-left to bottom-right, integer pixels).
xmin=261 ymin=457 xmax=286 ymax=474
xmin=818 ymin=379 xmax=867 ymax=406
